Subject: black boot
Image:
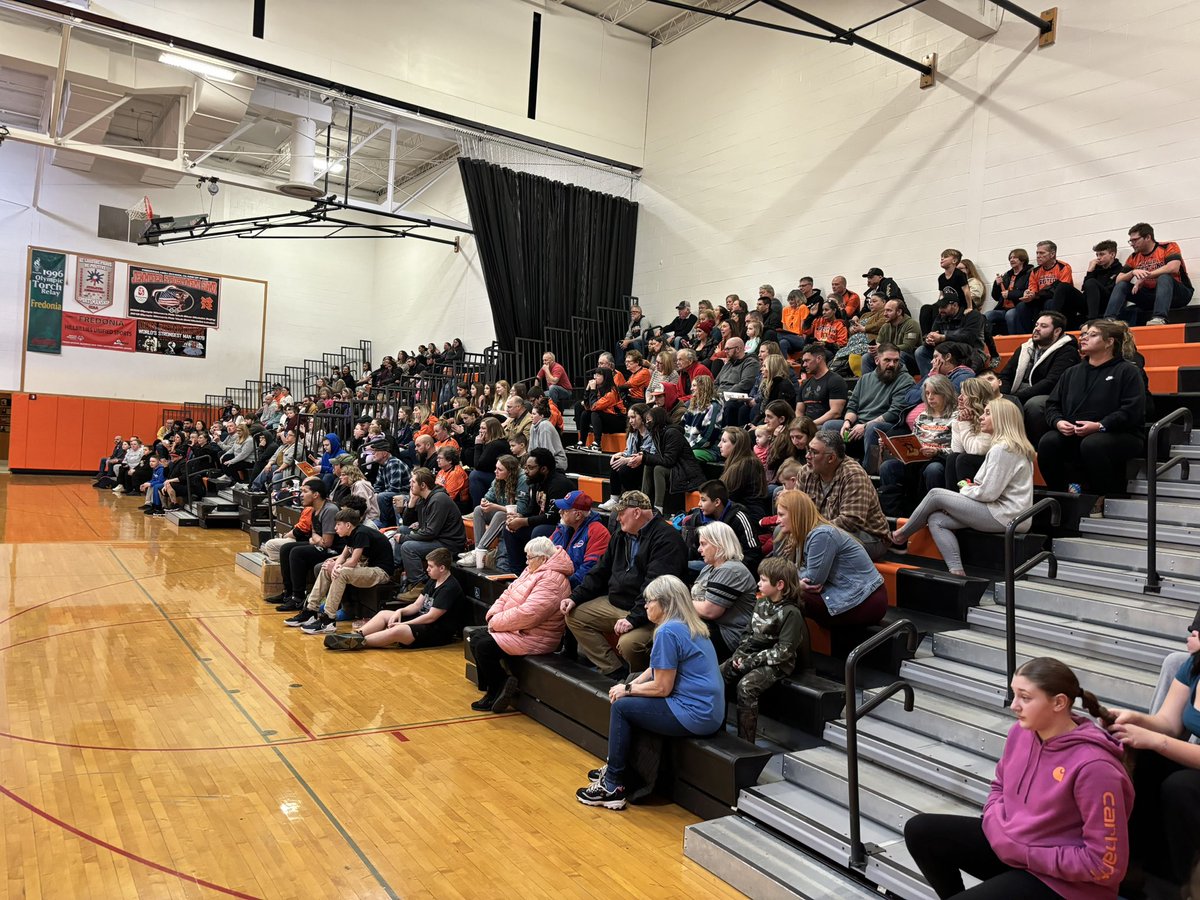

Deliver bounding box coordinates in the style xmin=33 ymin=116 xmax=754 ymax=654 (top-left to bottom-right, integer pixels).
xmin=471 ymin=686 xmax=502 ymax=711
xmin=736 ymin=705 xmax=759 ymax=744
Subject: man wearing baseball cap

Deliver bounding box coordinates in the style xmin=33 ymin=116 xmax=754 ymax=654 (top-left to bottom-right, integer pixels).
xmin=561 ymin=490 xmax=687 ymax=678
xmin=660 ymin=301 xmax=698 ymax=350
xmin=367 ymin=436 xmax=410 ymax=527
xmin=862 ymin=267 xmax=904 ymax=307
xmin=550 ymin=491 xmax=611 ymax=588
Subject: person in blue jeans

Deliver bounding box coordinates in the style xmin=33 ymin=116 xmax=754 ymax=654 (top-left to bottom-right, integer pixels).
xmin=1104 ymin=222 xmax=1195 ymax=326
xmin=576 ymin=574 xmax=725 ymax=810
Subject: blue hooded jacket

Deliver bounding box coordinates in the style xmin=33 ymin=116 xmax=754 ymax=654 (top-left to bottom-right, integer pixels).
xmin=318 ymin=432 xmax=343 ymax=475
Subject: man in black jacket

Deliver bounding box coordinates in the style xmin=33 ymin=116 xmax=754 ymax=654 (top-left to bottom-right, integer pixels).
xmin=393 ymin=468 xmax=466 ymax=595
xmin=662 ymin=301 xmax=698 ymax=349
xmin=1082 ymin=239 xmax=1123 ymax=320
xmin=502 ymin=447 xmax=573 ymax=573
xmin=998 ymin=311 xmax=1080 ymax=443
xmin=562 ymin=490 xmax=687 ymax=677
xmin=915 ymin=294 xmax=984 ymax=376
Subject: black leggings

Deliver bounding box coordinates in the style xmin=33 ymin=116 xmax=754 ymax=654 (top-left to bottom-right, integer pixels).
xmin=468 ymin=629 xmax=514 ymax=692
xmin=1128 ymin=750 xmax=1200 ymax=883
xmin=904 ymin=813 xmax=1061 ymax=899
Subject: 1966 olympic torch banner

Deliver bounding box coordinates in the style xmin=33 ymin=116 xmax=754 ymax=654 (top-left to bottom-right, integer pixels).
xmin=127 ymin=265 xmax=221 ymax=329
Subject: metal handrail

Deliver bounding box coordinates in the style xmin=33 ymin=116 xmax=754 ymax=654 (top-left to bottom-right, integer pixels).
xmin=843 ymin=618 xmax=920 ymax=871
xmin=1145 ymin=407 xmax=1194 ymax=593
xmin=1003 ymin=497 xmax=1060 ymax=703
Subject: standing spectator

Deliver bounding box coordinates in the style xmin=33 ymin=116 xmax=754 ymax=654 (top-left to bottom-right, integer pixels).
xmin=550 ymin=491 xmax=611 ymax=589
xmin=616 ymin=304 xmax=653 ymax=357
xmin=795 ymin=430 xmax=891 ymax=560
xmin=998 ymin=311 xmax=1080 ymax=444
xmin=1011 ymin=240 xmax=1079 ymax=335
xmin=681 ymin=375 xmax=723 ymax=462
xmin=574 ymin=367 xmax=626 ymax=452
xmin=823 ymin=344 xmax=915 ymax=473
xmin=662 ymin=301 xmax=698 ymax=348
xmin=1038 ymin=320 xmax=1146 ymax=512
xmin=1105 ymin=222 xmax=1194 ymax=326
xmin=575 ymin=575 xmax=723 ymax=811
xmin=536 ymin=352 xmax=573 ymax=407
xmin=563 ymin=490 xmax=688 ymax=678
xmin=690 ymin=521 xmax=757 ymax=662
xmin=528 ymin=398 xmax=567 ymax=472
xmin=391 ymin=468 xmax=467 ymax=596
xmin=1082 ymin=239 xmax=1124 ymax=321
xmin=916 ymin=294 xmax=984 ymax=377
xmin=721 ymin=557 xmax=809 ymax=742
xmin=891 ymin=399 xmax=1035 ymax=576
xmin=987 ymin=248 xmax=1032 ymax=336
xmin=864 ymin=299 xmax=921 ymax=374
xmin=466 ymin=539 xmax=574 ymax=711
xmin=920 ymin=248 xmax=972 ymax=334
xmin=368 ymin=437 xmax=410 ymax=527
xmin=799 ymin=345 xmax=848 ymax=427
xmin=501 ymin=448 xmax=572 ymax=573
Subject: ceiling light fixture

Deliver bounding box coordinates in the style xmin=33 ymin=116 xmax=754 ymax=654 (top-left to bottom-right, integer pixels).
xmin=314 ymin=160 xmax=345 ymax=176
xmin=159 ymin=52 xmax=236 ymax=82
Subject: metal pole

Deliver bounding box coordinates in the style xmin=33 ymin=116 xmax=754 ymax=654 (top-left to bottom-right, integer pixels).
xmin=986 ymin=0 xmax=1052 ymax=32
xmin=759 ymin=0 xmax=933 ymax=76
xmin=639 ymin=0 xmax=844 ymax=41
xmin=344 ymin=104 xmax=353 ymax=201
xmin=1004 ymin=520 xmax=1017 ymax=705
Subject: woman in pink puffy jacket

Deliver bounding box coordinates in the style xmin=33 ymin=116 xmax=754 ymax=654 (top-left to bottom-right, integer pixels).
xmin=467 ymin=537 xmax=573 ymax=713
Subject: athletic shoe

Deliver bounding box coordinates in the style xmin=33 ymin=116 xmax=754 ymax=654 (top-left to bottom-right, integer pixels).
xmin=575 ymin=781 xmax=626 ymax=810
xmin=264 ymin=591 xmax=291 ymax=604
xmin=595 ymin=499 xmax=617 ymax=513
xmin=150 ymin=509 xmax=166 ymax=517
xmin=587 ymin=764 xmax=608 ymax=783
xmin=301 ymin=615 xmax=336 ymax=635
xmin=138 ymin=503 xmax=151 ymax=511
xmin=457 ymin=552 xmax=477 ymax=568
xmin=112 ymin=486 xmax=126 ymax=494
xmin=1148 ymin=316 xmax=1168 ymax=326
xmin=489 ymin=675 xmax=520 ymax=713
xmin=334 ymin=608 xmax=350 ymax=622
xmin=324 ymin=632 xmax=367 ymax=651
xmin=275 ymin=598 xmax=304 ymax=613
xmin=285 ymin=609 xmax=318 ymax=628
xmin=470 ymin=689 xmax=501 ymax=711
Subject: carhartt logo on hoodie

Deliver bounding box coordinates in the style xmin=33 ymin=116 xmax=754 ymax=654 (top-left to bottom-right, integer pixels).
xmin=1052 ymin=766 xmax=1065 ymax=782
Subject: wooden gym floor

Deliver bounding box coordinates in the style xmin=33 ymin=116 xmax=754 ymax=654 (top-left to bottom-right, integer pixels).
xmin=0 ymin=475 xmax=741 ymax=899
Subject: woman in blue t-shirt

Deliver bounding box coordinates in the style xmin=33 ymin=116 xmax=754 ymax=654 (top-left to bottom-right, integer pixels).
xmin=576 ymin=575 xmax=724 ymax=811
xmin=1108 ymin=625 xmax=1200 ymax=888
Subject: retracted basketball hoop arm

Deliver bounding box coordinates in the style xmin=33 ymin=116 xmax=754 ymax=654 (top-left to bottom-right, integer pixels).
xmin=139 ymin=197 xmax=467 ymax=250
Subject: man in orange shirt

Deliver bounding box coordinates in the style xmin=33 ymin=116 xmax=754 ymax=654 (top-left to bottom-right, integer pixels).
xmin=1105 ymin=222 xmax=1194 ymax=326
xmin=778 ymin=289 xmax=812 ymax=357
xmin=1010 ymin=240 xmax=1079 ymax=334
xmin=829 ymin=275 xmax=862 ymax=318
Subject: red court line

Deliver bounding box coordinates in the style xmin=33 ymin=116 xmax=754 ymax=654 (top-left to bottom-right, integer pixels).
xmin=0 ymin=783 xmax=263 ymax=899
xmin=0 ymin=729 xmax=312 ymax=754
xmin=399 ymin=712 xmax=522 ymax=732
xmin=390 ymin=731 xmax=409 ymax=743
xmin=196 ymin=618 xmax=317 ymax=740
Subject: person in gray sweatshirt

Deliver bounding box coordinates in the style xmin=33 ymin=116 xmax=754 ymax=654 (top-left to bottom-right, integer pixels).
xmin=820 ymin=343 xmax=915 ymax=473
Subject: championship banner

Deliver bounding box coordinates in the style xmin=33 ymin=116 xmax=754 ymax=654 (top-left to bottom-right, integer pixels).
xmin=127 ymin=265 xmax=221 ymax=329
xmin=62 ymin=312 xmax=137 ymax=352
xmin=75 ymin=256 xmax=115 ymax=312
xmin=27 ymin=249 xmax=65 ymax=354
xmin=136 ymin=320 xmax=208 ymax=358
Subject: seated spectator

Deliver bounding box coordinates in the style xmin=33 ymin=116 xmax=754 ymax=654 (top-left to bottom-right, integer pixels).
xmin=777 ymin=289 xmax=813 ymax=358
xmin=718 ymin=426 xmax=770 ymax=521
xmin=879 ymin=374 xmax=956 ymax=516
xmin=810 ymin=298 xmax=849 ymax=350
xmin=890 ymin=399 xmax=1034 ymax=575
xmin=598 ymin=403 xmax=655 ymax=512
xmin=251 ymin=429 xmax=298 ymax=493
xmin=1105 ymin=221 xmax=1194 ymax=326
xmin=681 ymin=375 xmax=723 ymax=462
xmin=864 ymin=299 xmax=921 ymax=375
xmin=575 ymin=574 xmax=723 ymax=811
xmin=681 ymin=479 xmax=762 ymax=575
xmin=945 ymin=377 xmax=997 ymax=487
xmin=1038 ymin=319 xmax=1146 ymax=512
xmin=638 ymin=404 xmax=703 ymax=514
xmin=575 ymin=366 xmax=626 ymax=452
xmin=286 ymin=505 xmax=395 ymax=633
xmin=501 ymin=447 xmax=572 ymax=573
xmin=490 ymin=380 xmax=511 ymax=416
xmin=743 ymin=314 xmax=764 ymax=355
xmin=674 ymin=348 xmax=712 ymax=398
xmin=986 ymin=248 xmax=1031 ymax=336
xmin=331 ymin=460 xmax=380 ymax=525
xmin=502 ymin=396 xmax=532 ymax=444
xmin=508 ymin=432 xmax=529 ymax=463
xmin=929 ymin=248 xmax=974 ymax=328
xmin=325 ymin=548 xmax=466 ymax=650
xmin=138 ymin=455 xmax=168 ymax=517
xmin=958 ymin=258 xmax=987 ymax=313
xmin=904 ymin=341 xmax=976 ymax=407
xmin=623 ymin=350 xmax=652 ymax=402
xmin=795 ymin=430 xmax=890 ymax=560
xmin=759 ymin=400 xmax=797 ymax=489
xmin=648 ymin=349 xmax=680 ymax=398
xmin=528 ymin=398 xmax=567 ymax=471
xmin=412 ymin=433 xmax=437 ymax=470
xmin=536 ymin=352 xmax=573 ymax=407
xmin=714 ymin=337 xmax=759 ymax=423
xmin=783 ymin=416 xmax=818 ymax=468
xmin=916 ymin=294 xmax=984 ymax=377
xmin=550 ymin=491 xmax=611 ymax=589
xmin=109 ymin=437 xmax=147 ymax=494
xmin=662 ymin=301 xmax=698 ymax=349
xmin=998 ymin=311 xmax=1079 ymax=445
xmin=563 ymin=490 xmax=688 ymax=678
xmin=822 ymin=344 xmax=915 ymax=474
xmin=838 ymin=291 xmax=886 ymax=375
xmin=468 ymin=417 xmax=509 ymax=505
xmin=94 ymin=435 xmax=126 ymax=486
xmin=1082 ymin=239 xmax=1123 ymax=321
xmin=465 ymin=537 xmax=574 ymax=711
xmin=861 ymin=267 xmax=903 ymax=308
xmin=799 ymin=345 xmax=847 ymax=428
xmin=829 ymin=275 xmax=861 ymax=319
xmin=616 ymin=304 xmax=653 ymax=358
xmin=367 ymin=436 xmax=410 ymax=528
xmin=691 ymin=521 xmax=757 ymax=663
xmin=772 ymin=489 xmax=887 ymax=629
xmin=268 ymin=478 xmax=340 ymax=611
xmin=391 ymin=468 xmax=467 ymax=596
xmin=219 ymin=424 xmax=255 ymax=481
xmin=720 ymin=557 xmax=809 ymax=743
xmin=433 ymin=446 xmax=469 ymax=509
xmin=432 ymin=420 xmax=459 ymax=453
xmin=907 ymin=657 xmax=1130 ymax=899
xmin=1108 ymin=632 xmax=1200 ymax=889
xmin=690 ymin=313 xmax=719 ymax=365
xmin=461 ymin=454 xmax=529 ymax=568
xmin=1009 ymin=240 xmax=1079 ymax=334
xmin=449 ymin=406 xmax=481 ymax=467
xmin=750 ymin=354 xmax=796 ymax=427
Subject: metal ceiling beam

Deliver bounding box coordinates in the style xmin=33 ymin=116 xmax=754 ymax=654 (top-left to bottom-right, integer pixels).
xmin=61 ymin=94 xmax=130 ymax=141
xmin=758 ymin=0 xmax=933 ymax=75
xmin=188 ymin=118 xmax=258 ymax=168
xmin=641 ymin=0 xmax=845 ymax=42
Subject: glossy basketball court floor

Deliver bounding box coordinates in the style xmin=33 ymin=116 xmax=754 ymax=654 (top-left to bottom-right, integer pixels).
xmin=0 ymin=475 xmax=740 ymax=899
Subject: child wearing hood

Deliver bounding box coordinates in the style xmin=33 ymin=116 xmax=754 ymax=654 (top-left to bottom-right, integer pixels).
xmin=905 ymin=656 xmax=1132 ymax=899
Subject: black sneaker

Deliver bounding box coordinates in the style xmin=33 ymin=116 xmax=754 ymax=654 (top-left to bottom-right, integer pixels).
xmin=301 ymin=615 xmax=336 ymax=635
xmin=264 ymin=591 xmax=290 ymax=604
xmin=489 ymin=676 xmax=520 ymax=713
xmin=285 ymin=609 xmax=318 ymax=628
xmin=575 ymin=781 xmax=626 ymax=810
xmin=587 ymin=765 xmax=607 ymax=783
xmin=470 ymin=688 xmax=501 ymax=711
xmin=151 ymin=508 xmax=166 ymax=517
xmin=275 ymin=598 xmax=304 ymax=613
xmin=323 ymin=632 xmax=367 ymax=651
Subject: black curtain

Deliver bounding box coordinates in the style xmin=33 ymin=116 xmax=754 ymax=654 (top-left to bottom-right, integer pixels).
xmin=458 ymin=157 xmax=638 ymax=354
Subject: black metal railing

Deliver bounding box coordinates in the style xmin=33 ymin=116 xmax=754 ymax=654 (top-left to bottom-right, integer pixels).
xmin=1003 ymin=497 xmax=1060 ymax=703
xmin=843 ymin=619 xmax=919 ymax=871
xmin=1145 ymin=408 xmax=1194 ymax=594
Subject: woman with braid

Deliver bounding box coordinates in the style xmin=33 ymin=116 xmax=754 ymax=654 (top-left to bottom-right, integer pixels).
xmin=906 ymin=657 xmax=1132 ymax=899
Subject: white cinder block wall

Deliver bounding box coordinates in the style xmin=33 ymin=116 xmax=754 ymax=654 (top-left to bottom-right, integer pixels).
xmin=633 ymin=0 xmax=1200 ymax=321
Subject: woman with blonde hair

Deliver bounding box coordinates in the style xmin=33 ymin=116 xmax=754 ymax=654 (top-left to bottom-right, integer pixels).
xmin=771 ymin=490 xmax=887 ymax=628
xmin=335 ymin=462 xmax=380 ymax=524
xmin=490 ymin=381 xmax=510 ymax=416
xmin=682 ymin=374 xmax=723 ymax=461
xmin=648 ymin=348 xmax=680 ymax=397
xmin=891 ymin=399 xmax=1035 ymax=575
xmin=945 ymin=376 xmax=997 ymax=487
xmin=576 ymin=574 xmax=723 ymax=811
xmin=220 ymin=422 xmax=256 ymax=481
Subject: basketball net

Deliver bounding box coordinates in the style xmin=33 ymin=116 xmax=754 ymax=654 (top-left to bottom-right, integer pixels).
xmin=125 ymin=195 xmax=154 ymax=221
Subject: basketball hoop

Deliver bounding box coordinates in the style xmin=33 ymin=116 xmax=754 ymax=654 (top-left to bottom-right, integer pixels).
xmin=126 ymin=195 xmax=154 ymax=222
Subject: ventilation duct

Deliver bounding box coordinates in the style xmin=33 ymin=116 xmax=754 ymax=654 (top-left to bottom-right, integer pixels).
xmin=277 ymin=116 xmax=324 ymax=200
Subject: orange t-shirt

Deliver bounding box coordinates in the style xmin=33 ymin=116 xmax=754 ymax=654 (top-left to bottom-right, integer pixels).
xmin=781 ymin=304 xmax=810 ymax=335
xmin=437 ymin=465 xmax=469 ymax=502
xmin=811 ymin=318 xmax=848 ymax=347
xmin=1027 ymin=260 xmax=1074 ymax=297
xmin=836 ymin=291 xmax=862 ymax=318
xmin=1124 ymin=241 xmax=1189 ymax=292
xmin=626 ymin=366 xmax=651 ymax=400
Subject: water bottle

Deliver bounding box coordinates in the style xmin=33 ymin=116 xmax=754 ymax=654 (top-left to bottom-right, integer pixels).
xmin=1068 ymin=483 xmax=1082 ymax=495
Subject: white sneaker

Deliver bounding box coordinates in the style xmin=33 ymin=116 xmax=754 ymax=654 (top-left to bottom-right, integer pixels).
xmin=596 ymin=500 xmax=617 ymax=512
xmin=457 ymin=552 xmax=476 ymax=567
xmin=1147 ymin=316 xmax=1168 ymax=326
xmin=112 ymin=486 xmax=125 ymax=494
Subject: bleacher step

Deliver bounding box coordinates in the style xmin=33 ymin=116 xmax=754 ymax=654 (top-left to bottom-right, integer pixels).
xmin=165 ymin=508 xmax=199 ymax=527
xmin=864 ymin=689 xmax=1011 ymax=759
xmin=1079 ymin=517 xmax=1200 ymax=546
xmin=995 ymin=580 xmax=1195 ymax=635
xmin=1028 ymin=560 xmax=1200 ymax=604
xmin=684 ymin=817 xmax=883 ymax=900
xmin=1054 ymin=535 xmax=1200 ymax=579
xmin=736 ymin=784 xmax=937 ymax=900
xmin=899 ymin=656 xmax=1009 ymax=707
xmin=235 ymin=551 xmax=268 ymax=577
xmin=966 ymin=605 xmax=1176 ymax=669
xmin=1128 ymin=478 xmax=1200 ymax=500
xmin=1105 ymin=497 xmax=1200 ymax=526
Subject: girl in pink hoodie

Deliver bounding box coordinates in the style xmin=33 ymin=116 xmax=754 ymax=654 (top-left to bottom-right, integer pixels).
xmin=905 ymin=657 xmax=1133 ymax=899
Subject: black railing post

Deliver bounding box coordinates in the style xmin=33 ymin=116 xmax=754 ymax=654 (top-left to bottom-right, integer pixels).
xmin=1003 ymin=498 xmax=1061 ymax=704
xmin=1145 ymin=408 xmax=1193 ymax=594
xmin=844 ymin=619 xmax=919 ymax=871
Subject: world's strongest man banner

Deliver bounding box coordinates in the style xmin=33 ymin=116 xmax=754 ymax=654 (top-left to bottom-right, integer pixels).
xmin=128 ymin=265 xmax=221 ymax=329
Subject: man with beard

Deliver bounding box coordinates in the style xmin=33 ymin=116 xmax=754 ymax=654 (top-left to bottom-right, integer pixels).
xmin=864 ymin=299 xmax=920 ymax=374
xmin=998 ymin=311 xmax=1080 ymax=444
xmin=822 ymin=344 xmax=914 ymax=474
xmin=796 ymin=431 xmax=890 ymax=560
xmin=501 ymin=447 xmax=573 ymax=574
